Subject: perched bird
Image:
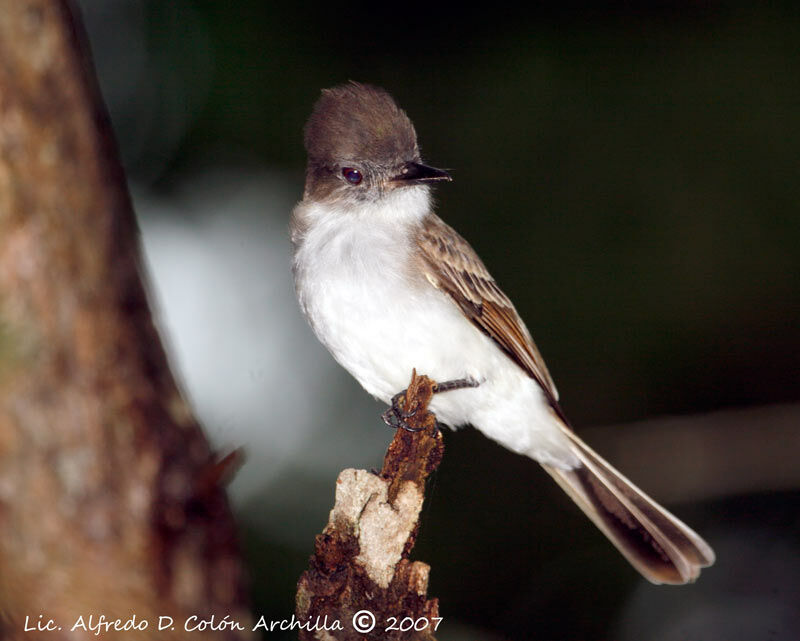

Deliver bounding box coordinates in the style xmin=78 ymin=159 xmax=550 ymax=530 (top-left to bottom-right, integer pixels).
xmin=290 ymin=81 xmax=714 ymax=584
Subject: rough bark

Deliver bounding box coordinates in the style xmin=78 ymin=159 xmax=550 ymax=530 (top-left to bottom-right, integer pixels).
xmin=296 ymin=372 xmax=443 ymax=641
xmin=0 ymin=1 xmax=251 ymax=639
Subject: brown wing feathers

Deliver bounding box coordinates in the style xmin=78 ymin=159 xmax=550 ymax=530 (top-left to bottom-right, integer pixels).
xmin=416 ymin=214 xmax=561 ymax=406
xmin=415 ymin=213 xmax=714 ymax=584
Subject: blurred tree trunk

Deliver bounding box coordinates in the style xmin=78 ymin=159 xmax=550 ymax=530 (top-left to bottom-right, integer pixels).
xmin=0 ymin=1 xmax=251 ymax=639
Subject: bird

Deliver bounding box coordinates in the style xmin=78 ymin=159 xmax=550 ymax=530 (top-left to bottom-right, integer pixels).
xmin=290 ymin=81 xmax=714 ymax=584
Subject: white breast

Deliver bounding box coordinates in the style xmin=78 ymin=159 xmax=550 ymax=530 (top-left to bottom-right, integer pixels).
xmin=292 ymin=189 xmax=578 ymax=468
xmin=293 ymin=189 xmax=487 ymax=401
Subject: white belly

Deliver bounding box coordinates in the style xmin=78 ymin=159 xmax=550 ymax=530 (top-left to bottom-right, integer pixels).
xmin=307 ymin=262 xmax=491 ymax=403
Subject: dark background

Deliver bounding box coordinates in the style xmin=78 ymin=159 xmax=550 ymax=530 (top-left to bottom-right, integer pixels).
xmin=76 ymin=1 xmax=799 ymax=639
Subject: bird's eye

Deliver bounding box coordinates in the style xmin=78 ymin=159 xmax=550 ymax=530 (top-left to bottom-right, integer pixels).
xmin=342 ymin=167 xmax=362 ymax=185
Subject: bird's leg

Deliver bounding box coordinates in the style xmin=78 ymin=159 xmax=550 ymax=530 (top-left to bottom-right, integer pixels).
xmin=432 ymin=377 xmax=480 ymax=394
xmin=425 ymin=378 xmax=479 ymax=435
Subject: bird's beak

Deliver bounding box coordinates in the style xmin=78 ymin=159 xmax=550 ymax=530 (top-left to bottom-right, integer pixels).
xmin=391 ymin=162 xmax=452 ymax=184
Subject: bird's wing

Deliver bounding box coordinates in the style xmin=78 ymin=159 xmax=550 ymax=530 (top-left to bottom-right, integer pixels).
xmin=415 ymin=213 xmax=560 ymax=405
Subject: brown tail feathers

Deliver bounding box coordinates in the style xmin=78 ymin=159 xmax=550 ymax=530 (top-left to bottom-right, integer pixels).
xmin=543 ymin=422 xmax=715 ymax=584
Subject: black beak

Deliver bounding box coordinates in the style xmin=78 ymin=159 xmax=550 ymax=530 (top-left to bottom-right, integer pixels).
xmin=391 ymin=162 xmax=452 ymax=184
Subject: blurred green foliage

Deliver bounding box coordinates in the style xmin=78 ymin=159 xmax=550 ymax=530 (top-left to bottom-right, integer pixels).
xmin=77 ymin=2 xmax=800 ymax=638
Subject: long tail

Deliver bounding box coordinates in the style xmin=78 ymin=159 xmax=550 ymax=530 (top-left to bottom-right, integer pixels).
xmin=542 ymin=422 xmax=715 ymax=584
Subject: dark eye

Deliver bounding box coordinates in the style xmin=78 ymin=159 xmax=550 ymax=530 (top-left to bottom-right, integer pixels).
xmin=342 ymin=167 xmax=362 ymax=185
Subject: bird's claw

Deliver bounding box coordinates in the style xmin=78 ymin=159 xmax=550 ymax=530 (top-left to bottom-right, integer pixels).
xmin=382 ymin=389 xmax=424 ymax=432
xmin=391 ymin=390 xmax=418 ymax=418
xmin=383 ymin=378 xmax=478 ymax=433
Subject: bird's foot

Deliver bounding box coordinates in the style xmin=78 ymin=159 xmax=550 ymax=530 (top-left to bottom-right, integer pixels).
xmin=382 ymin=389 xmax=423 ymax=432
xmin=382 ymin=377 xmax=479 ymax=432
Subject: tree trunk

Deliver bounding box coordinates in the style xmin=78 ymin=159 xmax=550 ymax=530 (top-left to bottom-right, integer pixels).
xmin=0 ymin=2 xmax=251 ymax=638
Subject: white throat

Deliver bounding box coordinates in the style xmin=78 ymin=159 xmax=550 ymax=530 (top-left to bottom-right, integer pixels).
xmin=292 ymin=185 xmax=431 ymax=292
xmin=300 ymin=185 xmax=431 ymax=230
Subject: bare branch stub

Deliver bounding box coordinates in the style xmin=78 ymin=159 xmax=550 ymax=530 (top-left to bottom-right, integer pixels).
xmin=296 ymin=371 xmax=444 ymax=640
xmin=381 ymin=372 xmax=444 ymax=502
